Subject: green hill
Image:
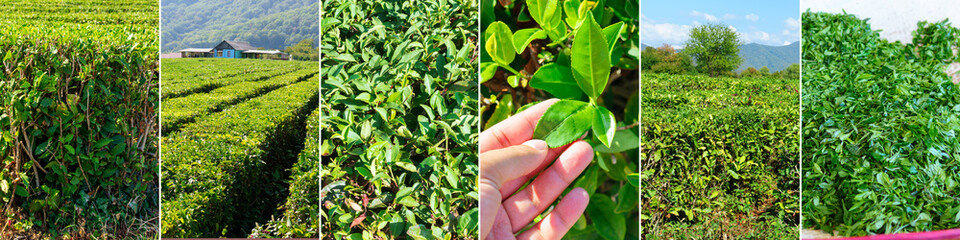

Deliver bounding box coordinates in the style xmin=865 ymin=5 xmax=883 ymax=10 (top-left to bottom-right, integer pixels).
xmin=737 ymin=41 xmax=799 ymax=72
xmin=161 ymin=0 xmax=318 ymax=52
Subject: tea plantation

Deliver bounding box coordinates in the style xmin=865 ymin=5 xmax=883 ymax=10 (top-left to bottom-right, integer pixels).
xmin=160 ymin=58 xmax=319 ymax=238
xmin=641 ymin=73 xmax=800 ymax=239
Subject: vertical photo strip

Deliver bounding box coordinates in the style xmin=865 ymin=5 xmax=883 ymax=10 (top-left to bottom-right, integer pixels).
xmin=320 ymin=0 xmax=480 ymax=239
xmin=801 ymin=0 xmax=960 ymax=238
xmin=158 ymin=0 xmax=320 ymax=238
xmin=0 ymin=0 xmax=160 ymax=238
xmin=640 ymin=0 xmax=801 ymax=239
xmin=478 ymin=0 xmax=640 ymax=239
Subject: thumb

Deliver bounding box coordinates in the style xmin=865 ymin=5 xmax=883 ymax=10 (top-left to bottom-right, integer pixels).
xmin=479 ymin=139 xmax=549 ymax=240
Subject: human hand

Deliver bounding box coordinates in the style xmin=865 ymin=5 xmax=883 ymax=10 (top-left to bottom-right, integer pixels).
xmin=478 ymin=99 xmax=594 ymax=240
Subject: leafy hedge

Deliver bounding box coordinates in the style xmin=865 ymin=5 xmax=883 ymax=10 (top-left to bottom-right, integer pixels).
xmin=162 ymin=62 xmax=317 ymax=133
xmin=802 ymin=11 xmax=960 ymax=236
xmin=0 ymin=0 xmax=159 ymax=237
xmin=161 ymin=60 xmax=309 ymax=99
xmin=321 ymin=0 xmax=479 ymax=239
xmin=641 ymin=74 xmax=799 ymax=239
xmin=251 ymin=108 xmax=320 ymax=238
xmin=161 ymin=76 xmax=319 ymax=237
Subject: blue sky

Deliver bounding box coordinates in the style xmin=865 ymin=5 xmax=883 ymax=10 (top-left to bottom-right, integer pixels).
xmin=641 ymin=0 xmax=800 ymax=47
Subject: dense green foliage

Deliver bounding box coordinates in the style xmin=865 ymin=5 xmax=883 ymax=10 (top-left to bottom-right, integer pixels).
xmin=251 ymin=109 xmax=320 ymax=238
xmin=684 ymin=23 xmax=743 ymax=77
xmin=285 ymin=39 xmax=321 ymax=61
xmin=641 ymin=73 xmax=799 ymax=239
xmin=480 ymin=0 xmax=640 ymax=239
xmin=161 ymin=59 xmax=316 ymax=133
xmin=161 ymin=59 xmax=319 ymax=238
xmin=640 ymin=45 xmax=696 ymax=75
xmin=321 ymin=0 xmax=478 ymax=239
xmin=802 ymin=11 xmax=960 ymax=236
xmin=161 ymin=0 xmax=319 ymax=52
xmin=0 ymin=0 xmax=158 ymax=238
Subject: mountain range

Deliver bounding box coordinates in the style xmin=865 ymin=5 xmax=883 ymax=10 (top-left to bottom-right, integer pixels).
xmin=641 ymin=42 xmax=800 ymax=72
xmin=161 ymin=0 xmax=319 ymax=53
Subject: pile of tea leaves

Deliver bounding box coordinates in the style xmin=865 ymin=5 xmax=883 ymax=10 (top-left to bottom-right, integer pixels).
xmin=802 ymin=11 xmax=960 ymax=236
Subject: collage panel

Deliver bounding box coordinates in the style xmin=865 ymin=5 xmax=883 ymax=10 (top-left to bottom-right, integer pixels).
xmin=477 ymin=0 xmax=640 ymax=239
xmin=0 ymin=0 xmax=160 ymax=238
xmin=158 ymin=0 xmax=320 ymax=238
xmin=640 ymin=1 xmax=801 ymax=239
xmin=801 ymin=0 xmax=960 ymax=238
xmin=319 ymin=0 xmax=480 ymax=239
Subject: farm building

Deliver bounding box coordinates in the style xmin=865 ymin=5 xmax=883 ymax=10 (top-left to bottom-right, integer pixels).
xmin=177 ymin=40 xmax=290 ymax=60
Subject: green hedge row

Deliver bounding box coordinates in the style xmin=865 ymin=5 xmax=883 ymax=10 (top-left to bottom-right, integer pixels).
xmin=0 ymin=0 xmax=158 ymax=237
xmin=642 ymin=74 xmax=799 ymax=239
xmin=251 ymin=108 xmax=320 ymax=238
xmin=162 ymin=67 xmax=317 ymax=133
xmin=161 ymin=58 xmax=294 ymax=85
xmin=161 ymin=76 xmax=319 ymax=237
xmin=161 ymin=61 xmax=309 ymax=99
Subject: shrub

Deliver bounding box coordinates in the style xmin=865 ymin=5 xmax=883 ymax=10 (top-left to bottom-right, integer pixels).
xmin=0 ymin=0 xmax=159 ymax=237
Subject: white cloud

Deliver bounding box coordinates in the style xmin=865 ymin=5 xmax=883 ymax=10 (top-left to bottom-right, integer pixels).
xmin=783 ymin=40 xmax=791 ymax=46
xmin=723 ymin=13 xmax=738 ymax=20
xmin=641 ymin=14 xmax=694 ymax=46
xmin=743 ymin=31 xmax=772 ymax=42
xmin=691 ymin=10 xmax=719 ymax=22
xmin=785 ymin=17 xmax=800 ymax=29
xmin=745 ymin=14 xmax=759 ymax=22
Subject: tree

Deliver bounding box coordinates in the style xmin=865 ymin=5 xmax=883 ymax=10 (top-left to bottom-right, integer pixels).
xmin=759 ymin=66 xmax=770 ymax=77
xmin=684 ymin=23 xmax=743 ymax=77
xmin=284 ymin=38 xmax=319 ymax=61
xmin=642 ymin=44 xmax=696 ymax=74
xmin=778 ymin=63 xmax=800 ymax=79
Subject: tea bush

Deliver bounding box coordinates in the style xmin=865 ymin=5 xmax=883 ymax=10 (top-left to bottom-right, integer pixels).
xmin=251 ymin=109 xmax=321 ymax=238
xmin=321 ymin=0 xmax=479 ymax=239
xmin=0 ymin=0 xmax=159 ymax=237
xmin=479 ymin=0 xmax=640 ymax=239
xmin=802 ymin=11 xmax=960 ymax=236
xmin=161 ymin=72 xmax=319 ymax=237
xmin=641 ymin=73 xmax=800 ymax=239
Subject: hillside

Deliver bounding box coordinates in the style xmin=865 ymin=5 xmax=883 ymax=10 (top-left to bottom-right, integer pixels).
xmin=161 ymin=0 xmax=318 ymax=52
xmin=738 ymin=41 xmax=800 ymax=72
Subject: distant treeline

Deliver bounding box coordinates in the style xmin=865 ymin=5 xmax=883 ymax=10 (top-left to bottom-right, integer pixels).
xmin=642 ymin=44 xmax=799 ymax=79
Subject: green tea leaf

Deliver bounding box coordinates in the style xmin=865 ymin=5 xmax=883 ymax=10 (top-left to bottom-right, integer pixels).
xmin=529 ymin=63 xmax=583 ymax=99
xmin=571 ymin=13 xmax=610 ymax=99
xmin=533 ymin=100 xmax=593 ymax=147
xmin=512 ymin=28 xmax=546 ymax=54
xmin=592 ymin=104 xmax=616 ymax=147
xmin=587 ymin=194 xmax=626 ymax=240
xmin=485 ymin=22 xmax=516 ymax=67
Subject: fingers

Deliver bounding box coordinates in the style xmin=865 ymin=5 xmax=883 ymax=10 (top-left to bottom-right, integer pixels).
xmin=480 ymin=99 xmax=559 ymax=153
xmin=479 ymin=139 xmax=550 ymax=239
xmin=502 ymin=141 xmax=594 ymax=232
xmin=498 ymin=143 xmax=570 ymax=199
xmin=486 ymin=207 xmax=518 ymax=240
xmin=515 ymin=188 xmax=590 ymax=240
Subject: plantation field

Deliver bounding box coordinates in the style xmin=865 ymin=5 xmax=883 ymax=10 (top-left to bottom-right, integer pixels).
xmin=321 ymin=0 xmax=479 ymax=239
xmin=641 ymin=73 xmax=799 ymax=239
xmin=160 ymin=58 xmax=319 ymax=238
xmin=0 ymin=0 xmax=159 ymax=238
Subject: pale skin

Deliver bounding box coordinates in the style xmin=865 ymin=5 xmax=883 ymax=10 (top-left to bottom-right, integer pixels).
xmin=479 ymin=99 xmax=594 ymax=240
